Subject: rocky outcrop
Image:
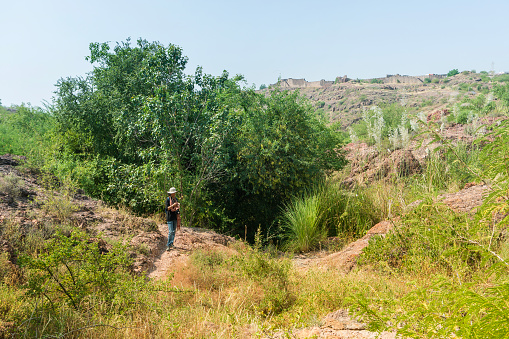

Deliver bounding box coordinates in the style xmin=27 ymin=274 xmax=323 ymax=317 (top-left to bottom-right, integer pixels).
xmin=343 ymin=144 xmax=422 ymax=187
xmin=266 ymin=309 xmax=396 ymax=338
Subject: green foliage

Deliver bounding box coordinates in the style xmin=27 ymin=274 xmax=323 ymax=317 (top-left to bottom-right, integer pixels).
xmin=494 ymin=82 xmax=509 ymax=107
xmin=370 ymin=79 xmax=382 ymax=84
xmin=458 ymin=82 xmax=472 ymax=91
xmin=282 ymin=181 xmax=380 ymax=252
xmin=19 ymin=230 xmax=136 ymax=310
xmin=259 ymin=84 xmax=267 ymax=90
xmin=352 ymin=118 xmax=509 ymax=338
xmin=360 ymin=203 xmax=491 ymax=274
xmin=208 ymin=88 xmax=346 ymax=239
xmin=420 ymin=99 xmax=433 ymax=107
xmin=233 ymin=239 xmax=294 ymax=315
xmin=447 ymin=69 xmax=459 ymax=77
xmin=281 ymin=194 xmax=326 ymax=252
xmin=423 ymin=77 xmax=431 ymax=83
xmin=353 ymin=103 xmax=414 ymax=147
xmin=0 ymin=173 xmax=23 ymax=204
xmin=190 ymin=238 xmax=294 ymax=316
xmin=50 ymin=38 xmax=346 ymax=240
xmin=0 ymin=105 xmax=54 ymax=159
xmin=477 ymin=119 xmax=509 ymax=229
xmin=447 ymin=93 xmax=496 ymax=126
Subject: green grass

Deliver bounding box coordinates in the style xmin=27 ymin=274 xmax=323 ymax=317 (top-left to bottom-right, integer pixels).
xmin=281 ymin=181 xmax=381 ymax=252
xmin=0 ymin=105 xmax=54 ymax=159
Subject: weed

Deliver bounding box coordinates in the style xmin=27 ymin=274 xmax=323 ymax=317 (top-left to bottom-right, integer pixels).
xmin=0 ymin=172 xmax=23 ymax=203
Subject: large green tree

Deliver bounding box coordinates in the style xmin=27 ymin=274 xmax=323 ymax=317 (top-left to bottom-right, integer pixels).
xmin=53 ymin=38 xmax=346 ymax=239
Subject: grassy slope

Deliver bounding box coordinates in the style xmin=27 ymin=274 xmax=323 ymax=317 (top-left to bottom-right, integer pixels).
xmin=1 ymin=74 xmax=509 ymax=338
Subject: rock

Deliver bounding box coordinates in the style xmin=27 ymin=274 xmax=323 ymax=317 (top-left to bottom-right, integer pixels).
xmin=437 ymin=184 xmax=490 ymax=213
xmin=322 ymin=309 xmax=366 ymax=330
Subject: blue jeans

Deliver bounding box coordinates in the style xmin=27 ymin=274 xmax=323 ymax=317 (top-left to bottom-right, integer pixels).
xmin=167 ymin=220 xmax=176 ymax=247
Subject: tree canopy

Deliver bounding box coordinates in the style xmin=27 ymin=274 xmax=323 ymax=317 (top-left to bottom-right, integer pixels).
xmin=52 ymin=38 xmax=347 ymax=240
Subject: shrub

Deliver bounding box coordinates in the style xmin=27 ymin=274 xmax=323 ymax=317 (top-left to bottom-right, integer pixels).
xmin=233 ymin=240 xmax=294 ymax=315
xmin=19 ymin=230 xmax=137 ymax=311
xmin=0 ymin=106 xmax=54 ymax=170
xmin=447 ymin=69 xmax=459 ymax=77
xmin=190 ymin=239 xmax=295 ymax=316
xmin=493 ymin=74 xmax=509 ymax=82
xmin=0 ymin=173 xmax=23 ymax=203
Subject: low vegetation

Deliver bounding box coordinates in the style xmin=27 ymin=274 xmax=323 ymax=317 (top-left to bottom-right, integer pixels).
xmin=1 ymin=44 xmax=509 ymax=337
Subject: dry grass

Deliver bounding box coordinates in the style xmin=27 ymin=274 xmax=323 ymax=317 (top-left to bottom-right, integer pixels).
xmin=0 ymin=172 xmax=23 ymax=203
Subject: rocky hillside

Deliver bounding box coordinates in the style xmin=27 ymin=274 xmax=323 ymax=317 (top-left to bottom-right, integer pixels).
xmin=264 ymin=72 xmax=492 ymax=127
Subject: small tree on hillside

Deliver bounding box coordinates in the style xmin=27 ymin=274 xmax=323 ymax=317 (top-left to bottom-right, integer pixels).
xmin=447 ymin=69 xmax=459 ymax=77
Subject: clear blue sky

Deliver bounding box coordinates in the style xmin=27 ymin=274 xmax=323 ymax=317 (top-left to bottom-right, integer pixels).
xmin=1 ymin=0 xmax=508 ymax=107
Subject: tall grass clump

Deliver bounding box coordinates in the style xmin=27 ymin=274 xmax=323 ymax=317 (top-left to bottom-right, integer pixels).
xmin=281 ymin=194 xmax=325 ymax=252
xmin=0 ymin=172 xmax=23 ymax=204
xmin=413 ymin=140 xmax=482 ymax=196
xmin=282 ymin=180 xmax=380 ymax=252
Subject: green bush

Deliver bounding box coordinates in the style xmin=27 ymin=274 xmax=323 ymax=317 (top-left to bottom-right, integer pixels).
xmin=0 ymin=105 xmax=54 ymax=160
xmin=50 ymin=39 xmax=347 ymax=239
xmin=493 ymin=74 xmax=509 ymax=82
xmin=19 ymin=230 xmax=138 ymax=310
xmin=447 ymin=69 xmax=459 ymax=77
xmin=0 ymin=173 xmax=23 ymax=203
xmin=190 ymin=239 xmax=295 ymax=316
xmin=359 ymin=202 xmax=490 ymax=274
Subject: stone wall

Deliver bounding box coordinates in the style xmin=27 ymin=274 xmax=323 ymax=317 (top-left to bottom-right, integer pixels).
xmin=382 ymin=74 xmax=446 ymax=84
xmin=278 ymin=78 xmax=334 ymax=88
xmin=383 ymin=74 xmax=422 ymax=84
xmin=273 ymin=73 xmax=446 ymax=88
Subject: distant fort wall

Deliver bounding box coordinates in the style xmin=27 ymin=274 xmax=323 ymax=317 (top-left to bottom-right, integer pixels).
xmin=381 ymin=74 xmax=447 ymax=84
xmin=278 ymin=78 xmax=335 ymax=88
xmin=273 ymin=74 xmax=447 ymax=88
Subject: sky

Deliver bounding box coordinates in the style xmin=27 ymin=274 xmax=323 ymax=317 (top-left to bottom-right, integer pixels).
xmin=1 ymin=0 xmax=508 ymax=107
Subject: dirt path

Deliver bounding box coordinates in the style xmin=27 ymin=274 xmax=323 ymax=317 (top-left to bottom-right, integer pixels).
xmin=146 ymin=222 xmax=235 ymax=280
xmin=145 ymin=221 xmax=397 ymax=339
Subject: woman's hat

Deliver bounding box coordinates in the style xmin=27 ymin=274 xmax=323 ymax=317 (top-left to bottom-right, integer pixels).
xmin=167 ymin=187 xmax=177 ymax=194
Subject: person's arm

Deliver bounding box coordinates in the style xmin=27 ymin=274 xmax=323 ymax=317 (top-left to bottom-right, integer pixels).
xmin=168 ymin=197 xmax=179 ymax=211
